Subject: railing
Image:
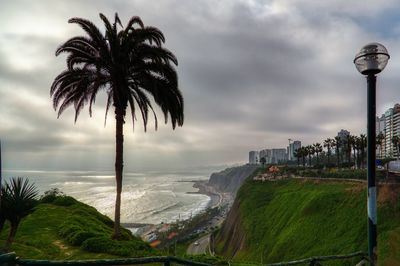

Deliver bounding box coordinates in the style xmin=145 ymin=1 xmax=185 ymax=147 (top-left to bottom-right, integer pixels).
xmin=0 ymin=251 xmax=369 ymax=266
xmin=0 ymin=253 xmax=211 ymax=266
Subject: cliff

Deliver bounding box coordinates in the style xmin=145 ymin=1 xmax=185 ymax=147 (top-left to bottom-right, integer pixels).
xmin=215 ymin=178 xmax=400 ymax=265
xmin=208 ymin=165 xmax=258 ymax=195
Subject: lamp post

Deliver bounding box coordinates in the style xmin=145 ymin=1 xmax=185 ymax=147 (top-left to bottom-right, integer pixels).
xmin=354 ymin=42 xmax=390 ymax=266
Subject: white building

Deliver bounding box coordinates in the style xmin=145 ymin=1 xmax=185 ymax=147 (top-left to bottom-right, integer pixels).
xmin=259 ymin=149 xmax=272 ymax=164
xmin=271 ymin=149 xmax=287 ymax=164
xmin=249 ymin=151 xmax=259 ymax=164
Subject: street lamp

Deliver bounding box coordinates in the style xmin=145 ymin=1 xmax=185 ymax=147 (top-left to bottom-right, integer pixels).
xmin=354 ymin=42 xmax=390 ymax=266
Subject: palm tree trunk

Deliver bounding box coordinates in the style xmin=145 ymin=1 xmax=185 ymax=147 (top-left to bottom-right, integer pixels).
xmin=113 ymin=107 xmax=125 ymax=240
xmin=4 ymin=222 xmax=19 ymax=252
xmin=0 ymin=216 xmax=5 ymax=234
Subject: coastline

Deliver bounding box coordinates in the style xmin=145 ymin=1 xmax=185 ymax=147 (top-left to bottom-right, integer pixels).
xmin=189 ymin=180 xmax=221 ymax=208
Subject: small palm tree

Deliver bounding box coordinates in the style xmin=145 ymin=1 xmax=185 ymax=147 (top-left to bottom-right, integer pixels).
xmin=51 ymin=13 xmax=184 ymax=239
xmin=2 ymin=177 xmax=38 ymax=251
xmin=324 ymin=138 xmax=334 ymax=166
xmin=313 ymin=143 xmax=323 ymax=166
xmin=293 ymin=149 xmax=301 ymax=167
xmin=333 ymin=136 xmax=341 ymax=168
xmin=392 ymin=135 xmax=400 ymax=159
xmin=377 ymin=132 xmax=385 ymax=159
xmin=359 ymin=134 xmax=367 ymax=168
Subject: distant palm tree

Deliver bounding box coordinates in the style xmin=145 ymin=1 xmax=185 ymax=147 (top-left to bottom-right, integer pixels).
xmin=51 ymin=13 xmax=184 ymax=239
xmin=293 ymin=149 xmax=301 ymax=167
xmin=333 ymin=136 xmax=341 ymax=168
xmin=324 ymin=138 xmax=334 ymax=166
xmin=359 ymin=134 xmax=367 ymax=168
xmin=313 ymin=143 xmax=323 ymax=166
xmin=305 ymin=145 xmax=314 ymax=167
xmin=0 ymin=185 xmax=7 ymax=234
xmin=352 ymin=136 xmax=360 ymax=169
xmin=392 ymin=135 xmax=400 ymax=159
xmin=344 ymin=135 xmax=353 ymax=166
xmin=2 ymin=177 xmax=38 ymax=251
xmin=377 ymin=132 xmax=385 ymax=159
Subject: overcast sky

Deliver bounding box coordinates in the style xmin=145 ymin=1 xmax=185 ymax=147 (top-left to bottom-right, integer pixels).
xmin=1 ymin=0 xmax=400 ymax=172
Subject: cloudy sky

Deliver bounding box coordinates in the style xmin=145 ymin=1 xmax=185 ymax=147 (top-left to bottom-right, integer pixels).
xmin=1 ymin=0 xmax=400 ymax=172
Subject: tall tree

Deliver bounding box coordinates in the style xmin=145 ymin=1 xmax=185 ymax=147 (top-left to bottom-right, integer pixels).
xmin=376 ymin=132 xmax=385 ymax=159
xmin=293 ymin=148 xmax=301 ymax=167
xmin=334 ymin=136 xmax=342 ymax=168
xmin=306 ymin=145 xmax=314 ymax=167
xmin=51 ymin=13 xmax=184 ymax=239
xmin=2 ymin=177 xmax=38 ymax=251
xmin=313 ymin=143 xmax=323 ymax=166
xmin=344 ymin=135 xmax=353 ymax=166
xmin=359 ymin=134 xmax=367 ymax=168
xmin=392 ymin=135 xmax=400 ymax=160
xmin=324 ymin=138 xmax=334 ymax=166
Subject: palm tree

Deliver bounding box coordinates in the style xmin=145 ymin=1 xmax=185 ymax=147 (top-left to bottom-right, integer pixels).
xmin=305 ymin=145 xmax=314 ymax=167
xmin=2 ymin=177 xmax=38 ymax=251
xmin=51 ymin=13 xmax=184 ymax=239
xmin=377 ymin=132 xmax=385 ymax=159
xmin=293 ymin=149 xmax=301 ymax=167
xmin=344 ymin=135 xmax=353 ymax=166
xmin=0 ymin=185 xmax=7 ymax=234
xmin=392 ymin=135 xmax=400 ymax=159
xmin=352 ymin=136 xmax=360 ymax=169
xmin=359 ymin=134 xmax=367 ymax=168
xmin=333 ymin=136 xmax=341 ymax=168
xmin=313 ymin=143 xmax=323 ymax=166
xmin=324 ymin=138 xmax=334 ymax=166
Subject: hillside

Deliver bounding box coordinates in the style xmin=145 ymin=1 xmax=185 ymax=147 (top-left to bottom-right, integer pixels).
xmin=215 ymin=174 xmax=400 ymax=265
xmin=0 ymin=196 xmax=156 ymax=259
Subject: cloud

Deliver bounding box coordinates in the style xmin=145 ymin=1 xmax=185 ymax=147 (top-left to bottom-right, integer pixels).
xmin=1 ymin=0 xmax=400 ymax=171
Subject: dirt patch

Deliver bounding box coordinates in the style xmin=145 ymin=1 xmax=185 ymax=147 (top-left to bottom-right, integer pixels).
xmin=53 ymin=240 xmax=72 ymax=256
xmin=345 ymin=182 xmax=365 ymax=194
xmin=378 ymin=184 xmax=400 ymax=206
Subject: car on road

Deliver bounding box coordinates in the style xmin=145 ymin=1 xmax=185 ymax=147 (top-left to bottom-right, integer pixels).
xmin=194 ymin=241 xmax=199 ymax=246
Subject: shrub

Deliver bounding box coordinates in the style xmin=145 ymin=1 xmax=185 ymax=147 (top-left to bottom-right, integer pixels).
xmin=53 ymin=196 xmax=78 ymax=206
xmin=68 ymin=231 xmax=99 ymax=246
xmin=183 ymin=254 xmax=228 ymax=265
xmin=81 ymin=236 xmax=153 ymax=257
xmin=40 ymin=188 xmax=64 ymax=203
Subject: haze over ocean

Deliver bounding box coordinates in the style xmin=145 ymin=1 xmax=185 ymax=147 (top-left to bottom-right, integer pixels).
xmin=3 ymin=167 xmax=221 ymax=224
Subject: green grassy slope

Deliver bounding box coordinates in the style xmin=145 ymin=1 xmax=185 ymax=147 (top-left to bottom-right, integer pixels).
xmin=0 ymin=197 xmax=156 ymax=259
xmin=217 ymin=177 xmax=400 ymax=265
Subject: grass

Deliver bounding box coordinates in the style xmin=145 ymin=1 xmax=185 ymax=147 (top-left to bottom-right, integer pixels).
xmin=218 ymin=175 xmax=400 ymax=265
xmin=0 ymin=196 xmax=156 ymax=259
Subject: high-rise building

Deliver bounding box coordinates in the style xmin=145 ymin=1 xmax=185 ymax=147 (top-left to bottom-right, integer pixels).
xmin=259 ymin=149 xmax=272 ymax=164
xmin=249 ymin=151 xmax=259 ymax=164
xmin=375 ymin=103 xmax=400 ymax=158
xmin=271 ymin=149 xmax=287 ymax=164
xmin=288 ymin=141 xmax=301 ymax=161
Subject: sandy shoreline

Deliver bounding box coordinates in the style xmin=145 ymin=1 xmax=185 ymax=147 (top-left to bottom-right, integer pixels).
xmin=189 ymin=180 xmax=222 ymax=208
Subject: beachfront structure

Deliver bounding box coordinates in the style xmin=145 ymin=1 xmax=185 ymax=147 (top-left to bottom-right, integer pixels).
xmin=249 ymin=151 xmax=259 ymax=164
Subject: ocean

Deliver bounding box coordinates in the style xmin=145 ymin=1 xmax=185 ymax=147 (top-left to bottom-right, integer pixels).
xmin=2 ymin=168 xmax=220 ymax=225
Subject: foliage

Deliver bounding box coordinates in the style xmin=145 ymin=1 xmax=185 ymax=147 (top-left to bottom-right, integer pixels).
xmin=217 ymin=179 xmax=400 ymax=265
xmin=51 ymin=12 xmax=184 ymax=239
xmin=53 ymin=195 xmax=78 ymax=206
xmin=1 ymin=177 xmax=39 ymax=251
xmin=81 ymin=236 xmax=154 ymax=257
xmin=0 ymin=194 xmax=155 ymax=259
xmin=40 ymin=188 xmax=65 ymax=203
xmin=183 ymin=254 xmax=228 ymax=265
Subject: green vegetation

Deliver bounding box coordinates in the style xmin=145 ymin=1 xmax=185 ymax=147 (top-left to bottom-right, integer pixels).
xmin=0 ymin=193 xmax=156 ymax=259
xmin=0 ymin=177 xmax=39 ymax=251
xmin=216 ymin=177 xmax=400 ymax=265
xmin=51 ymin=13 xmax=184 ymax=239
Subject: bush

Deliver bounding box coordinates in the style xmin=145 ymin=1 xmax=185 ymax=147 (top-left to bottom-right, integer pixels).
xmin=68 ymin=231 xmax=100 ymax=246
xmin=53 ymin=196 xmax=78 ymax=206
xmin=183 ymin=254 xmax=228 ymax=265
xmin=40 ymin=188 xmax=64 ymax=203
xmin=81 ymin=236 xmax=153 ymax=257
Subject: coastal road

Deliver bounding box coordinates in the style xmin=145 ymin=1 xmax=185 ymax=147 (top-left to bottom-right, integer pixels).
xmin=187 ymin=234 xmax=210 ymax=255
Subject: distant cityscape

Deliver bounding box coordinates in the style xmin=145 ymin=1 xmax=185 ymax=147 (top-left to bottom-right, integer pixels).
xmin=249 ymin=103 xmax=400 ymax=164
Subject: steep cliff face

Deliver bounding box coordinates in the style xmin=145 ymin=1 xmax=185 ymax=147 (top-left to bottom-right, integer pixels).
xmin=214 ymin=199 xmax=246 ymax=259
xmin=215 ymin=179 xmax=400 ymax=265
xmin=208 ymin=165 xmax=258 ymax=195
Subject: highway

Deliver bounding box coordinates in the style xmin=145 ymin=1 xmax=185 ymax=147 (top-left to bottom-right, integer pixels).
xmin=186 ymin=234 xmax=210 ymax=255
